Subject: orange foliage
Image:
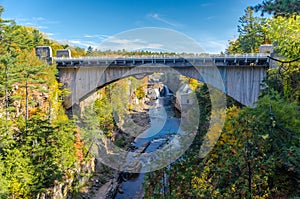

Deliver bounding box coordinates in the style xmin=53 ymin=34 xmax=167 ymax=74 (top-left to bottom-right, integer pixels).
xmin=74 ymin=130 xmax=84 ymax=163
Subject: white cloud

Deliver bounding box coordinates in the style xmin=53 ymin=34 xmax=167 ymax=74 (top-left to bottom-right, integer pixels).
xmin=15 ymin=17 xmax=60 ymax=29
xmin=147 ymin=13 xmax=182 ymax=27
xmin=42 ymin=32 xmax=55 ymax=38
xmin=97 ymin=36 xmax=164 ymax=51
xmin=107 ymin=37 xmax=145 ymax=45
xmin=24 ymin=22 xmax=34 ymax=26
xmin=83 ymin=35 xmax=95 ymax=38
xmin=33 ymin=17 xmax=46 ymax=21
xmin=199 ymin=40 xmax=228 ymax=54
xmin=60 ymin=39 xmax=98 ymax=49
xmin=46 ymin=32 xmax=55 ymax=36
xmin=57 ymin=29 xmax=227 ymax=54
xmin=83 ymin=34 xmax=110 ymax=39
xmin=68 ymin=40 xmax=81 ymax=44
xmin=15 ymin=17 xmax=31 ymax=22
xmin=96 ymin=28 xmax=205 ymax=53
xmin=200 ymin=3 xmax=213 ymax=7
xmin=206 ymin=16 xmax=216 ymax=20
xmin=37 ymin=25 xmax=48 ymax=29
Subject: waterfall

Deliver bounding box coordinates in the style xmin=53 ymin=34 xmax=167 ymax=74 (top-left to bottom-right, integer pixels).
xmin=160 ymin=85 xmax=172 ymax=97
xmin=154 ymin=88 xmax=160 ymax=98
xmin=164 ymin=85 xmax=170 ymax=96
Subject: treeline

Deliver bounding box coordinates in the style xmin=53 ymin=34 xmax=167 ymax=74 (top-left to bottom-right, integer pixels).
xmin=85 ymin=46 xmax=208 ymax=57
xmin=144 ymin=1 xmax=300 ymax=198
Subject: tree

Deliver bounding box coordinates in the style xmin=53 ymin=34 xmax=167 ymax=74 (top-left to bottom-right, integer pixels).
xmin=228 ymin=7 xmax=267 ymax=53
xmin=87 ymin=46 xmax=94 ymax=56
xmin=253 ymin=0 xmax=300 ymax=17
xmin=264 ymin=15 xmax=300 ymax=103
xmin=32 ymin=29 xmax=44 ymax=47
xmin=266 ymin=15 xmax=300 ymax=59
xmin=17 ymin=52 xmax=48 ymax=127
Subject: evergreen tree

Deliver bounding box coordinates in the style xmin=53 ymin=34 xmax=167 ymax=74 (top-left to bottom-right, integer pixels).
xmin=87 ymin=46 xmax=94 ymax=56
xmin=254 ymin=0 xmax=300 ymax=17
xmin=228 ymin=7 xmax=267 ymax=53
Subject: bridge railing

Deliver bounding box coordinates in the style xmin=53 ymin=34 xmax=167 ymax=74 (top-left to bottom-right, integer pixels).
xmin=54 ymin=53 xmax=270 ymax=60
xmin=54 ymin=53 xmax=270 ymax=67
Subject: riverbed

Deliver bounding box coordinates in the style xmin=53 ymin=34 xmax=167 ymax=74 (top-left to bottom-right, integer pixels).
xmin=114 ymin=96 xmax=181 ymax=199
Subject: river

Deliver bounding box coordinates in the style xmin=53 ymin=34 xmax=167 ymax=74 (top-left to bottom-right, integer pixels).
xmin=114 ymin=94 xmax=181 ymax=199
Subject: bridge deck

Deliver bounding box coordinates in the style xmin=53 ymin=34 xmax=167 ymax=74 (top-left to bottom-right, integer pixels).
xmin=55 ymin=54 xmax=270 ymax=67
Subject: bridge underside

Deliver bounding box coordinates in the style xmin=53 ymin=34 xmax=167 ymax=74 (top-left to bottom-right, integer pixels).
xmin=58 ymin=63 xmax=267 ymax=109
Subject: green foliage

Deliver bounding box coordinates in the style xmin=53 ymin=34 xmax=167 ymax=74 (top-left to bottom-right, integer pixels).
xmin=94 ymin=95 xmax=114 ymax=138
xmin=258 ymin=14 xmax=300 ymax=103
xmin=2 ymin=147 xmax=35 ymax=198
xmin=0 ymin=115 xmax=78 ymax=197
xmin=0 ymin=155 xmax=9 ymax=199
xmin=238 ymin=7 xmax=268 ymax=53
xmin=77 ymin=76 xmax=148 ymax=160
xmin=227 ymin=7 xmax=267 ymax=54
xmin=0 ymin=6 xmax=80 ymax=198
xmin=87 ymin=46 xmax=95 ymax=56
xmin=267 ymin=15 xmax=300 ymax=59
xmin=253 ymin=0 xmax=300 ymax=17
xmin=134 ymin=86 xmax=146 ymax=100
xmin=229 ymin=2 xmax=300 ymax=55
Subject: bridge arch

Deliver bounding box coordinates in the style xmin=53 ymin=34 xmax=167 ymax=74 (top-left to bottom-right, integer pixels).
xmin=58 ymin=57 xmax=267 ymax=109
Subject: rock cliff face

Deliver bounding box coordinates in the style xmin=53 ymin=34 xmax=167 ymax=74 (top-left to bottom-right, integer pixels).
xmin=0 ymin=83 xmax=50 ymax=119
xmin=37 ymin=157 xmax=95 ymax=199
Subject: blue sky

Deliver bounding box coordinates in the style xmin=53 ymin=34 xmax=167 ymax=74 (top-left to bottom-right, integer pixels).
xmin=1 ymin=0 xmax=262 ymax=53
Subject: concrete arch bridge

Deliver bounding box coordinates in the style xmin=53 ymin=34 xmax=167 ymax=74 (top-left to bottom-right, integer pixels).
xmin=54 ymin=55 xmax=272 ymax=109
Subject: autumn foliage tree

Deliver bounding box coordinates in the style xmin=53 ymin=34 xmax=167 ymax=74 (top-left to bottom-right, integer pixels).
xmin=0 ymin=5 xmax=83 ymax=198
